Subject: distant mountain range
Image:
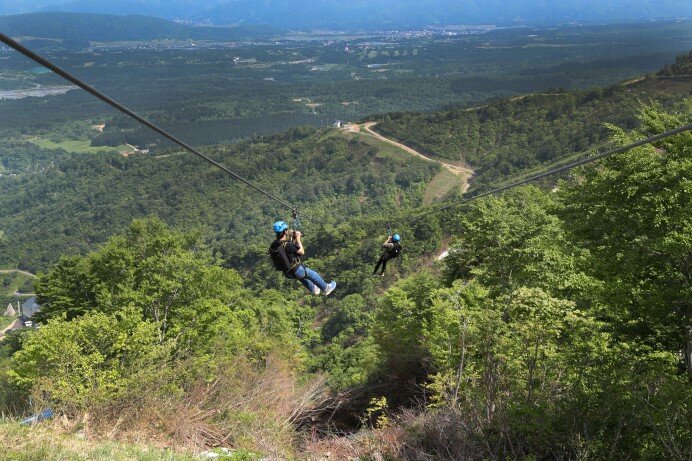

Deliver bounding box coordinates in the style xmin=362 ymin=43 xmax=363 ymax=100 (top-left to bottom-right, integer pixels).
xmin=0 ymin=13 xmax=276 ymax=42
xmin=0 ymin=0 xmax=690 ymax=29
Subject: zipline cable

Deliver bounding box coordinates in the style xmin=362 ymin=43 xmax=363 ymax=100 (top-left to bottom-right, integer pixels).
xmin=0 ymin=33 xmax=294 ymax=212
xmin=405 ymin=122 xmax=692 ymax=220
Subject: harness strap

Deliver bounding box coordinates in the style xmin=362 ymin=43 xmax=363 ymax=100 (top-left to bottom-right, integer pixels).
xmin=278 ymin=242 xmax=306 ymax=280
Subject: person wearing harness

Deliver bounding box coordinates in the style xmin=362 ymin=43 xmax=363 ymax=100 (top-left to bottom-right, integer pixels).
xmin=269 ymin=221 xmax=337 ymax=296
xmin=373 ymin=234 xmax=402 ymax=276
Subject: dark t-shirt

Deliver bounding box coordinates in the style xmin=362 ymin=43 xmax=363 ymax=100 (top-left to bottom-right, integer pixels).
xmin=270 ymin=239 xmax=301 ymax=265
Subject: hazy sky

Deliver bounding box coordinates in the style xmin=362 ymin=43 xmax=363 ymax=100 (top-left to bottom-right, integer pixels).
xmin=0 ymin=0 xmax=690 ymax=28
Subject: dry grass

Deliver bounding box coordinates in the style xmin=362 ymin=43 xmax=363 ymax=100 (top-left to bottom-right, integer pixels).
xmin=0 ymin=420 xmax=197 ymax=461
xmin=302 ymin=408 xmax=496 ymax=460
xmin=21 ymin=354 xmax=332 ymax=459
xmin=302 ymin=421 xmax=409 ymax=460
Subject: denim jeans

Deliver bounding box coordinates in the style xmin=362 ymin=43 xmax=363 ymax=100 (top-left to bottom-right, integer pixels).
xmin=289 ymin=265 xmax=328 ymax=292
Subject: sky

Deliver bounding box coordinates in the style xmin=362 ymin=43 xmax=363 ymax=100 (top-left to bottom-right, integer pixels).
xmin=0 ymin=0 xmax=690 ymax=29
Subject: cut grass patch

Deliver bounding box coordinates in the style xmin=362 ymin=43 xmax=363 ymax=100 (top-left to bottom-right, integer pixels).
xmin=340 ymin=130 xmax=421 ymax=163
xmin=424 ymin=168 xmax=463 ymax=205
xmin=24 ymin=137 xmax=130 ymax=155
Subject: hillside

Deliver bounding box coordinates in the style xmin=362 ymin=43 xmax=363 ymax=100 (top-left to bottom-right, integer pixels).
xmin=0 ymin=13 xmax=276 ymax=43
xmin=659 ymin=50 xmax=692 ymax=76
xmin=0 ymin=34 xmax=689 ymax=457
xmin=0 ymin=102 xmax=689 ymax=459
xmin=374 ymin=55 xmax=692 ymax=189
xmin=0 ymin=127 xmax=441 ymax=275
xmin=0 ymin=58 xmax=690 ymax=274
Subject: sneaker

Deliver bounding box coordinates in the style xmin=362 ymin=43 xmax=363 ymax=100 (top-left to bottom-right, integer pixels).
xmin=312 ymin=286 xmax=321 ymax=295
xmin=324 ymin=281 xmax=337 ymax=296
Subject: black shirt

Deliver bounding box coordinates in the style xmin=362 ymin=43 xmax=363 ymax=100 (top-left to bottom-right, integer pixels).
xmin=271 ymin=239 xmax=301 ymax=265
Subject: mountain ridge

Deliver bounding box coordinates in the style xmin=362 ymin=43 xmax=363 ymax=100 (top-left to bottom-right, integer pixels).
xmin=0 ymin=0 xmax=689 ymax=29
xmin=0 ymin=12 xmax=277 ymax=42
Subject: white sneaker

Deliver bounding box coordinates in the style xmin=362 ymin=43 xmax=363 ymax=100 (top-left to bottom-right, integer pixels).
xmin=324 ymin=281 xmax=336 ymax=296
xmin=313 ymin=286 xmax=321 ymax=295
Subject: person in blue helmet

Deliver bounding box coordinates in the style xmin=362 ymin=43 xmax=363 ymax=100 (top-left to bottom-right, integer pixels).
xmin=372 ymin=233 xmax=402 ymax=276
xmin=269 ymin=221 xmax=336 ymax=296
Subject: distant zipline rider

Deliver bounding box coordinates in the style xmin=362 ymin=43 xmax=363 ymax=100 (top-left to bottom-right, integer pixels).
xmin=373 ymin=233 xmax=402 ymax=276
xmin=269 ymin=221 xmax=337 ymax=296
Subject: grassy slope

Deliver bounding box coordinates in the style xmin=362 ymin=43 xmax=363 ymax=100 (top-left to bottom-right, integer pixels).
xmin=0 ymin=422 xmax=197 ymax=461
xmin=423 ymin=168 xmax=463 ymax=205
xmin=0 ymin=272 xmax=34 ymax=311
xmin=0 ymin=316 xmax=17 ymax=331
xmin=340 ymin=129 xmax=463 ymax=203
xmin=24 ymin=137 xmax=131 ymax=155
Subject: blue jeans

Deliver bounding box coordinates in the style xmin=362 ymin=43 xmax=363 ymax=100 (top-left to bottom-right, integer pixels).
xmin=288 ymin=265 xmax=327 ymax=292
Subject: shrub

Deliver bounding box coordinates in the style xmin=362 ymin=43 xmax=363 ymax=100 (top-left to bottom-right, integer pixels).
xmin=9 ymin=307 xmax=169 ymax=413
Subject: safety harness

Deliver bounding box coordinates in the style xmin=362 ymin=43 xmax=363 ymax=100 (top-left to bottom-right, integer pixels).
xmin=269 ymin=206 xmax=306 ymax=279
xmin=269 ymin=240 xmax=305 ymax=278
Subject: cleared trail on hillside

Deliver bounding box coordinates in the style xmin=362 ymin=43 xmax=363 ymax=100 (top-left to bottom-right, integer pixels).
xmin=0 ymin=269 xmax=36 ymax=278
xmin=357 ymin=122 xmax=474 ymax=192
xmin=0 ymin=319 xmax=20 ymax=340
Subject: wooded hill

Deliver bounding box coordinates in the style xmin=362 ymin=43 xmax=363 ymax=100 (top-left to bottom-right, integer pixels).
xmin=374 ymin=52 xmax=692 ymax=189
xmin=0 ymin=127 xmax=440 ymax=275
xmin=0 ymin=56 xmax=690 ymax=275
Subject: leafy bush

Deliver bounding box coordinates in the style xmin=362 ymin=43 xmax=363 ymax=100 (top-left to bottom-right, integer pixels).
xmin=10 ymin=307 xmax=169 ymax=412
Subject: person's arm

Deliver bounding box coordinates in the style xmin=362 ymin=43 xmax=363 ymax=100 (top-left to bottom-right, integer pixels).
xmin=294 ymin=231 xmax=305 ymax=255
xmin=383 ymin=236 xmax=394 ymax=249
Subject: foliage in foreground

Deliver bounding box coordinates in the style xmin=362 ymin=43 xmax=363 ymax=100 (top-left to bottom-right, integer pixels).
xmin=0 ymin=219 xmax=326 ymax=456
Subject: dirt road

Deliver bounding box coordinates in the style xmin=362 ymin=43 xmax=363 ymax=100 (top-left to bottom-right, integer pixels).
xmin=356 ymin=122 xmax=473 ymax=191
xmin=0 ymin=269 xmax=36 ymax=278
xmin=0 ymin=319 xmax=20 ymax=340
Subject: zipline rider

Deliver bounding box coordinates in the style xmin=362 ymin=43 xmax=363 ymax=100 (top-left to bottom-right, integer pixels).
xmin=373 ymin=233 xmax=402 ymax=276
xmin=270 ymin=221 xmax=336 ymax=296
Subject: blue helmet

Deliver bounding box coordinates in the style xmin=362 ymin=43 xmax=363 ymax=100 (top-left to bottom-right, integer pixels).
xmin=273 ymin=221 xmax=288 ymax=233
xmin=392 ymin=234 xmax=401 ymax=242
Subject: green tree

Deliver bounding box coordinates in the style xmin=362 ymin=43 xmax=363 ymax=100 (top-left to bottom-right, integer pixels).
xmin=443 ymin=187 xmax=593 ymax=299
xmin=33 ymin=218 xmax=306 ymax=359
xmin=372 ymin=272 xmax=440 ymax=380
xmin=559 ymin=103 xmax=692 ymax=375
xmin=10 ymin=307 xmax=168 ymax=412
